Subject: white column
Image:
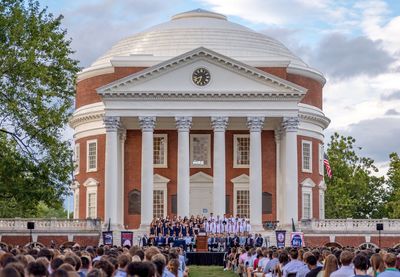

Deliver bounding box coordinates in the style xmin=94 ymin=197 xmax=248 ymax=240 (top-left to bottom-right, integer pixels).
xmin=139 ymin=116 xmax=156 ymax=228
xmin=247 ymin=116 xmax=264 ymax=228
xmin=211 ymin=116 xmax=228 ymax=217
xmin=175 ymin=116 xmax=192 ymax=217
xmin=282 ymin=116 xmax=299 ymax=226
xmin=274 ymin=128 xmax=282 ymax=223
xmin=104 ymin=116 xmax=122 ymax=227
xmin=118 ymin=131 xmax=126 ymax=228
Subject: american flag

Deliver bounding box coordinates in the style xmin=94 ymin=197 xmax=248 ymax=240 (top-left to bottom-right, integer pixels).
xmin=324 ymin=153 xmax=332 ymax=179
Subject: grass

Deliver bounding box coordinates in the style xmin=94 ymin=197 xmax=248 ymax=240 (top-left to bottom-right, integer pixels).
xmin=188 ymin=266 xmax=238 ymax=277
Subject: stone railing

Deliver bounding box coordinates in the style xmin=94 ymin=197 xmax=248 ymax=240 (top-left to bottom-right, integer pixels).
xmin=299 ymin=218 xmax=400 ymax=233
xmin=0 ymin=218 xmax=102 ymax=232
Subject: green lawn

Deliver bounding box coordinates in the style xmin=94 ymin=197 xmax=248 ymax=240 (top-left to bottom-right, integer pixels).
xmin=189 ymin=266 xmax=238 ymax=277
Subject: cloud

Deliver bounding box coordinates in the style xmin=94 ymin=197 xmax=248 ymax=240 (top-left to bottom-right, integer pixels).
xmin=57 ymin=0 xmax=182 ymax=67
xmin=384 ymin=109 xmax=400 ymax=115
xmin=311 ymin=33 xmax=395 ymax=79
xmin=327 ymin=117 xmax=400 ymax=163
xmin=381 ymin=90 xmax=400 ymax=101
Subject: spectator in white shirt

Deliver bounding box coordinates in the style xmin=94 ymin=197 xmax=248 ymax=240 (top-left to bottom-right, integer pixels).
xmin=330 ymin=251 xmax=355 ymax=277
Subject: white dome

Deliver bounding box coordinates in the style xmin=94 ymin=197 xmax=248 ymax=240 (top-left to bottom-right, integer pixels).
xmin=90 ymin=9 xmax=308 ymax=69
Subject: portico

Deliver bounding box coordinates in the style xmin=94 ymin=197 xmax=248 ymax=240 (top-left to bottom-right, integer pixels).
xmin=94 ymin=47 xmax=309 ymax=230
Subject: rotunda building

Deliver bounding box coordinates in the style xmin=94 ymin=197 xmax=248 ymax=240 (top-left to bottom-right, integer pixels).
xmin=70 ymin=9 xmax=330 ymax=230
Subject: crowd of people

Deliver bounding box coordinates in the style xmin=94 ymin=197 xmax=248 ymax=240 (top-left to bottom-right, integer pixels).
xmin=146 ymin=214 xmax=263 ymax=252
xmin=224 ymin=246 xmax=400 ymax=277
xmin=0 ymin=244 xmax=188 ymax=277
xmin=0 ymin=242 xmax=400 ymax=276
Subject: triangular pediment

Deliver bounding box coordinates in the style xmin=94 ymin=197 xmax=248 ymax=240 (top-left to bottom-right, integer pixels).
xmin=97 ymin=47 xmax=307 ymax=99
xmin=153 ymin=174 xmax=170 ymax=184
xmin=230 ymin=174 xmax=249 ymax=184
xmin=190 ymin=171 xmax=213 ymax=183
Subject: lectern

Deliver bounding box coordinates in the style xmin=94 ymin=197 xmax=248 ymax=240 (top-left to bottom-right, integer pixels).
xmin=196 ymin=233 xmax=208 ymax=252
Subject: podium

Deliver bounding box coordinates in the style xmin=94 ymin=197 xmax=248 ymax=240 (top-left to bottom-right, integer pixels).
xmin=196 ymin=233 xmax=208 ymax=252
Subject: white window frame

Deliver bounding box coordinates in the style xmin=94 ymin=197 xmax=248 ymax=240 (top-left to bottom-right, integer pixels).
xmin=74 ymin=143 xmax=80 ymax=175
xmin=190 ymin=134 xmax=211 ymax=168
xmin=86 ymin=139 xmax=98 ymax=172
xmin=233 ymin=134 xmax=250 ymax=168
xmin=231 ymin=174 xmax=250 ymax=218
xmin=319 ymin=143 xmax=324 ymax=176
xmin=301 ymin=178 xmax=316 ymax=220
xmin=153 ymin=134 xmax=168 ymax=168
xmin=153 ymin=174 xmax=169 ymax=218
xmin=302 ymin=140 xmax=313 ymax=173
xmin=83 ymin=178 xmax=99 ymax=219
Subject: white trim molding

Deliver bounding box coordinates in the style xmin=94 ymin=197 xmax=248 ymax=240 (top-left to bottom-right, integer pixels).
xmin=301 ymin=140 xmax=313 ymax=173
xmin=153 ymin=174 xmax=170 ymax=218
xmin=231 ymin=174 xmax=250 ymax=218
xmin=86 ymin=139 xmax=98 ymax=172
xmin=301 ymin=178 xmax=316 ymax=220
xmin=233 ymin=134 xmax=250 ymax=168
xmin=153 ymin=134 xmax=168 ymax=168
xmin=97 ymin=47 xmax=307 ymax=99
xmin=83 ymin=178 xmax=99 ymax=219
xmin=190 ymin=134 xmax=211 ymax=168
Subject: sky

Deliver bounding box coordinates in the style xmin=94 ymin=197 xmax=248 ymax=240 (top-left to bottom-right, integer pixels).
xmin=40 ymin=0 xmax=400 ymax=178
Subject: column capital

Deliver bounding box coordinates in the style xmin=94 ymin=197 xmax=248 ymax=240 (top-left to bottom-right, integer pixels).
xmin=103 ymin=116 xmax=121 ymax=132
xmin=282 ymin=116 xmax=299 ymax=132
xmin=211 ymin=116 xmax=229 ymax=132
xmin=274 ymin=128 xmax=282 ymax=143
xmin=247 ymin=116 xmax=264 ymax=132
xmin=139 ymin=116 xmax=156 ymax=132
xmin=175 ymin=116 xmax=192 ymax=131
xmin=119 ymin=129 xmax=127 ymax=141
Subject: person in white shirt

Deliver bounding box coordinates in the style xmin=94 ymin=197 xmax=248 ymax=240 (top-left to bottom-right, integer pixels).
xmin=330 ymin=251 xmax=354 ymax=277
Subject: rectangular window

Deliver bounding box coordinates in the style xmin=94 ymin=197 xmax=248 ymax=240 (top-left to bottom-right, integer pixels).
xmin=319 ymin=144 xmax=324 ymax=175
xmin=190 ymin=134 xmax=211 ymax=168
xmin=154 ymin=134 xmax=168 ymax=167
xmin=303 ymin=193 xmax=311 ymax=219
xmin=87 ymin=192 xmax=97 ymax=218
xmin=302 ymin=141 xmax=312 ymax=173
xmin=234 ymin=135 xmax=250 ymax=168
xmin=236 ymin=190 xmax=250 ymax=218
xmin=74 ymin=143 xmax=80 ymax=175
xmin=87 ymin=140 xmax=97 ymax=172
xmin=319 ymin=192 xmax=325 ymax=219
xmin=153 ymin=190 xmax=164 ymax=219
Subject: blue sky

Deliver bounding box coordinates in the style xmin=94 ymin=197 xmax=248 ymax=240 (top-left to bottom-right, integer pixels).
xmin=41 ymin=0 xmax=400 ymax=210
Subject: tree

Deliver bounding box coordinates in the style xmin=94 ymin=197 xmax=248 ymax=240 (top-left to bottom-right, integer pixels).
xmin=0 ymin=0 xmax=79 ymax=217
xmin=325 ymin=133 xmax=388 ymax=219
xmin=385 ymin=152 xmax=400 ymax=218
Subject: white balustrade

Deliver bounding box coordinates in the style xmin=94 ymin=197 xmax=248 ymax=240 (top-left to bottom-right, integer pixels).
xmin=0 ymin=219 xmax=101 ymax=232
xmin=299 ymin=218 xmax=400 ymax=232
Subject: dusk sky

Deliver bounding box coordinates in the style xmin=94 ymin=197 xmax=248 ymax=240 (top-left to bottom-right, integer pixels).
xmin=41 ymin=0 xmax=400 ymax=177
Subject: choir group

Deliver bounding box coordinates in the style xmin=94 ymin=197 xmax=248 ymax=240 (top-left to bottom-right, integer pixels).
xmin=143 ymin=214 xmax=264 ymax=252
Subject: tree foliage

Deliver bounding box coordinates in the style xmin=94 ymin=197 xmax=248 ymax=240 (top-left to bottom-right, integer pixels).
xmin=385 ymin=153 xmax=400 ymax=218
xmin=325 ymin=133 xmax=387 ymax=219
xmin=0 ymin=0 xmax=79 ymax=217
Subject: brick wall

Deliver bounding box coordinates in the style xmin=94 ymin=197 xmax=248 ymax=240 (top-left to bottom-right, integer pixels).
xmin=297 ymin=136 xmax=324 ymax=220
xmin=75 ymin=134 xmax=106 ymax=220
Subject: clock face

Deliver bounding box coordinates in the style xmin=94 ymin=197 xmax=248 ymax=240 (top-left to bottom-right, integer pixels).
xmin=192 ymin=67 xmax=211 ymax=86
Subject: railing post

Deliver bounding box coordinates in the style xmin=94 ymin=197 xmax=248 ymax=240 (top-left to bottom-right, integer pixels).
xmin=346 ymin=218 xmax=353 ymax=231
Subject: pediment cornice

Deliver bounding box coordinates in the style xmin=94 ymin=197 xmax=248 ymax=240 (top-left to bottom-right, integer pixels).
xmin=97 ymin=47 xmax=307 ymax=99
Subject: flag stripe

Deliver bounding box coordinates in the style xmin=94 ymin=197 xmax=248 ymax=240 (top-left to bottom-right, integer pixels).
xmin=324 ymin=153 xmax=332 ymax=178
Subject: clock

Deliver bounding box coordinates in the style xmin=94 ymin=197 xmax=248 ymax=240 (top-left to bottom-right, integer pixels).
xmin=192 ymin=67 xmax=211 ymax=86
